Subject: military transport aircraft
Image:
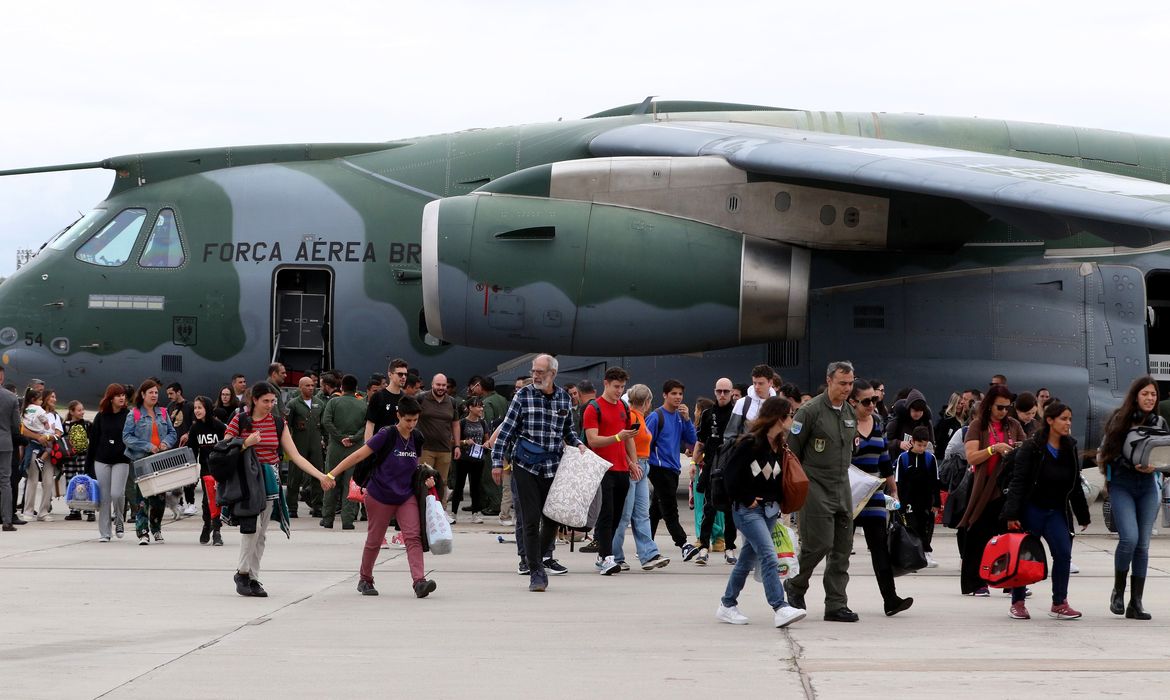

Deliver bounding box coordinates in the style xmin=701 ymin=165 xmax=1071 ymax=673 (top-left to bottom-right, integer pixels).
xmin=3 ymin=98 xmax=1169 ymax=446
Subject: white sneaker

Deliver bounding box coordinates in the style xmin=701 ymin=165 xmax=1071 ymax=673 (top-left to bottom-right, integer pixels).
xmin=38 ymin=514 xmax=53 ymax=522
xmin=926 ymin=553 xmax=938 ymax=568
xmin=499 ymin=516 xmax=514 ymax=527
xmin=598 ymin=555 xmax=621 ymax=576
xmin=716 ymin=604 xmax=749 ymax=625
xmin=446 ymin=512 xmax=456 ymax=524
xmin=183 ymin=504 xmax=199 ymax=516
xmin=471 ymin=512 xmax=484 ymax=524
xmin=380 ymin=538 xmax=390 ymax=549
xmin=98 ymin=536 xmax=111 ymax=543
xmin=138 ymin=535 xmax=150 ymax=546
xmin=774 ymin=605 xmax=807 ymax=628
xmin=388 ymin=533 xmax=406 ymax=549
xmin=1069 ymin=562 xmax=1080 ymax=574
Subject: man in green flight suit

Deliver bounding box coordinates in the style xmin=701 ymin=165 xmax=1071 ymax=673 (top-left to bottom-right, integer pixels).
xmin=784 ymin=361 xmax=860 ymax=622
xmin=286 ymin=376 xmax=325 ymax=519
xmin=474 ymin=376 xmax=511 ymax=515
xmin=320 ymin=374 xmax=366 ymax=530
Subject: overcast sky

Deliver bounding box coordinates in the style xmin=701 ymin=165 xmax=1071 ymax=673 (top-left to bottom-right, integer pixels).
xmin=1 ymin=1 xmax=1167 ymax=275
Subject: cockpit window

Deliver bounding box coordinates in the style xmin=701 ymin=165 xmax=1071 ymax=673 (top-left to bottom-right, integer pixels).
xmin=139 ymin=209 xmax=186 ymax=268
xmin=48 ymin=209 xmax=106 ymax=251
xmin=75 ymin=208 xmax=147 ymax=267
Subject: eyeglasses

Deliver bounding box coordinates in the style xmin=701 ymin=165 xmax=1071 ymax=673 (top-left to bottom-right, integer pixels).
xmin=992 ymin=403 xmax=1011 ymax=411
xmin=854 ymin=397 xmax=876 ymax=406
xmin=393 ymin=372 xmax=407 ymax=377
xmin=714 ymin=389 xmax=731 ymax=394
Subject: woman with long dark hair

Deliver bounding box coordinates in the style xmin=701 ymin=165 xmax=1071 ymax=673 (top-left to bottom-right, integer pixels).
xmin=958 ymin=383 xmax=1026 ymax=595
xmin=212 ymin=386 xmax=240 ymax=423
xmin=188 ymin=396 xmax=226 ymax=546
xmin=1002 ymin=401 xmax=1090 ymax=620
xmin=715 ymin=396 xmax=806 ymax=628
xmin=89 ymin=384 xmax=130 ymax=541
xmin=1097 ymin=375 xmax=1163 ymax=620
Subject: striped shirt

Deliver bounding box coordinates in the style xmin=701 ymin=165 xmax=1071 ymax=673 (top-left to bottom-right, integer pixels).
xmin=852 ymin=417 xmax=892 ymax=518
xmin=492 ymin=384 xmax=582 ymax=477
xmin=226 ymin=412 xmax=282 ymax=465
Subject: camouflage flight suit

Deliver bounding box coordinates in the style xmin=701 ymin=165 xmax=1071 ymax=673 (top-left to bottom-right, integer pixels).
xmin=785 ymin=392 xmax=857 ymax=612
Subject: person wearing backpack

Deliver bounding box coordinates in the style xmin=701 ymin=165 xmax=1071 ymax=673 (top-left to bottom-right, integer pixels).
xmin=716 ymin=396 xmax=806 ymax=628
xmin=61 ymin=401 xmax=93 ymax=522
xmin=692 ymin=377 xmax=739 ymax=566
xmin=1003 ymin=401 xmax=1090 ymax=620
xmin=582 ymin=367 xmax=641 ymax=576
xmin=326 ymin=396 xmax=439 ymax=598
xmin=647 ymin=379 xmax=699 ymax=563
xmin=1096 ymin=375 xmax=1165 ymax=621
xmin=122 ymin=380 xmax=178 ymax=544
xmin=957 ymin=384 xmax=1025 ymax=596
xmin=226 ymin=382 xmax=334 ymax=597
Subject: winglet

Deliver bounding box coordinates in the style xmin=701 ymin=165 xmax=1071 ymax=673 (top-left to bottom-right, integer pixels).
xmin=632 ymin=96 xmax=658 ymax=115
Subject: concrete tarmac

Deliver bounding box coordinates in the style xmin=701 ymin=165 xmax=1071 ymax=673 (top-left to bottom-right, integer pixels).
xmin=1 ymin=497 xmax=1167 ymax=699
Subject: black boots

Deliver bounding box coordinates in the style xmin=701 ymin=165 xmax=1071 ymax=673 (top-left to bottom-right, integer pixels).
xmin=1126 ymin=575 xmax=1152 ymax=620
xmin=1110 ymin=570 xmax=1126 ymax=615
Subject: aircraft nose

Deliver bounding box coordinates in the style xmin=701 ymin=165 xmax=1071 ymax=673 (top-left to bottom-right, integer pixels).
xmin=1 ymin=346 xmax=60 ymax=384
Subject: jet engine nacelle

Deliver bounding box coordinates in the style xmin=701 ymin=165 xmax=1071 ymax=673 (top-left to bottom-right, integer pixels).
xmin=421 ymin=193 xmax=809 ymax=355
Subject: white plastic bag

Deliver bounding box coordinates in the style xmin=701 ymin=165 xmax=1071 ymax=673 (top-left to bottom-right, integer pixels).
xmin=543 ymin=449 xmax=612 ymax=528
xmin=849 ymin=465 xmax=883 ymax=518
xmin=754 ymin=519 xmax=801 ymax=582
xmin=425 ymin=494 xmax=453 ymax=555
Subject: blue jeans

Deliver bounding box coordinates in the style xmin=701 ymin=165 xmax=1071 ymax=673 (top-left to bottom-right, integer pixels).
xmin=721 ymin=503 xmax=788 ymax=610
xmin=1011 ymin=503 xmax=1072 ymax=605
xmin=1109 ymin=467 xmax=1161 ymax=577
xmin=613 ymin=459 xmax=660 ymax=564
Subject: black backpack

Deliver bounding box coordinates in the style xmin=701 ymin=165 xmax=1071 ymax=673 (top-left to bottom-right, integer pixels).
xmin=207 ymin=408 xmax=285 ymax=484
xmin=353 ymin=427 xmax=403 ymax=487
xmin=707 ymin=399 xmax=750 ymax=509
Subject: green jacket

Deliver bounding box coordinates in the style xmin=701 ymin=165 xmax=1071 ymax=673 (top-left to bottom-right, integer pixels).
xmin=286 ymin=394 xmax=325 ymax=465
xmin=789 ymin=392 xmax=857 ymax=515
xmin=321 ymin=392 xmax=366 ymax=466
xmin=482 ymin=391 xmax=509 ymax=426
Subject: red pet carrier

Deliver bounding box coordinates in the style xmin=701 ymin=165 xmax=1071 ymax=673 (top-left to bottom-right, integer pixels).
xmin=980 ymin=533 xmax=1048 ymax=588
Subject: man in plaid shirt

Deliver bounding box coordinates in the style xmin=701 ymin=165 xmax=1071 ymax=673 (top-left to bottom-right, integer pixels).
xmin=492 ymin=354 xmax=585 ymax=592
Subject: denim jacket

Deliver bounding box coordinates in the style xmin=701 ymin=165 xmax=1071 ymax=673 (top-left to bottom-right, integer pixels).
xmin=122 ymin=405 xmax=177 ymax=461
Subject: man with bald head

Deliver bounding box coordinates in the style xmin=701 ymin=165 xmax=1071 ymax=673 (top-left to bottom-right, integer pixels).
xmin=419 ymin=372 xmax=461 ymax=516
xmin=692 ymin=377 xmax=739 ymax=564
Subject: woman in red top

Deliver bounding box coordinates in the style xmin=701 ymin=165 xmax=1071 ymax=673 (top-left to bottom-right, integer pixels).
xmin=958 ymin=384 xmax=1026 ymax=595
xmin=225 ymin=382 xmax=333 ymax=597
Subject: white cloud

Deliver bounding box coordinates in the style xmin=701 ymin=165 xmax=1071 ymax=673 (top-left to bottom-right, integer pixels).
xmin=3 ymin=0 xmax=1169 ymax=273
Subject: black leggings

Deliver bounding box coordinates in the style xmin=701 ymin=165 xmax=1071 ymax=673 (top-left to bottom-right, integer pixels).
xmin=855 ymin=514 xmax=899 ymax=603
xmin=699 ymin=494 xmax=737 ymax=550
xmin=648 ymin=467 xmax=688 ymax=548
xmin=450 ymin=458 xmax=484 ymax=512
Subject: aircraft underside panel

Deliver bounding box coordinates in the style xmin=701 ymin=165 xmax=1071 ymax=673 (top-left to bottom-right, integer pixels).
xmin=806 ymin=263 xmax=1147 ymax=446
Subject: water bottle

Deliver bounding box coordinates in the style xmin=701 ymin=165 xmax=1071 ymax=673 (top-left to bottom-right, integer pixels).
xmin=886 ymin=498 xmax=901 ymax=511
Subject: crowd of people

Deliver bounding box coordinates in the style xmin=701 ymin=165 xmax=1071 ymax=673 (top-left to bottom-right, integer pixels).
xmin=0 ymin=356 xmax=1164 ymax=626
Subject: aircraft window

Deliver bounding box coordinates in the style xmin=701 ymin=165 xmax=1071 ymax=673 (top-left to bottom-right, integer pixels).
xmin=48 ymin=209 xmax=105 ymax=251
xmin=139 ymin=209 xmax=186 ymax=268
xmin=75 ymin=209 xmax=147 ymax=267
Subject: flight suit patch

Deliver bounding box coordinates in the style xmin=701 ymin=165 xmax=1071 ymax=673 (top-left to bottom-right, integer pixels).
xmin=844 ymin=419 xmax=855 ymax=428
xmin=791 ymin=421 xmax=803 ymax=435
xmin=814 ymin=438 xmax=826 ymax=453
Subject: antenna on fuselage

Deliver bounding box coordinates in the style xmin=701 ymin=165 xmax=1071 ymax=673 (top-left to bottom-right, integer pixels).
xmin=0 ymin=161 xmax=106 ymax=177
xmin=631 ymin=96 xmax=657 ymax=115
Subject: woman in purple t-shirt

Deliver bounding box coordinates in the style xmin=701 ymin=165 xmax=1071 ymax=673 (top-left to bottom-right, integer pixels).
xmin=329 ymin=396 xmax=437 ymax=598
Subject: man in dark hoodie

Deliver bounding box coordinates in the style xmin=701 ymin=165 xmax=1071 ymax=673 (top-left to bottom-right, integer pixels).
xmin=885 ymin=388 xmax=934 ymax=462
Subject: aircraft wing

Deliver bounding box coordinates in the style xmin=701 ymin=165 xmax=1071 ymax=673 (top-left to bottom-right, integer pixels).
xmin=590 ymin=121 xmax=1170 ymax=245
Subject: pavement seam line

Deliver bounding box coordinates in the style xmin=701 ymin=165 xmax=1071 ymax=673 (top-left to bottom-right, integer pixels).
xmin=781 ymin=627 xmax=817 ymax=700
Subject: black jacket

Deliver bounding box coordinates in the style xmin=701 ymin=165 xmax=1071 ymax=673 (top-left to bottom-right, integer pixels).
xmin=188 ymin=418 xmax=226 ymax=477
xmin=1003 ymin=433 xmax=1090 ymax=528
xmin=88 ymin=410 xmax=129 ymax=466
xmin=885 ymin=389 xmax=935 ymax=460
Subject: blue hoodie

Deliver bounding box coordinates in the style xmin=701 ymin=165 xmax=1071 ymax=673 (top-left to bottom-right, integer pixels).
xmin=646 ymin=406 xmax=697 ymax=472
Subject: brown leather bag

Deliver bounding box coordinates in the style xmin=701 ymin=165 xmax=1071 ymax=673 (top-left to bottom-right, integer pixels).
xmin=780 ymin=445 xmax=810 ymax=513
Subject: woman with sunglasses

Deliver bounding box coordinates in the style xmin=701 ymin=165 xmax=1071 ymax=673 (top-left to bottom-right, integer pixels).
xmin=957 ymin=383 xmax=1025 ymax=595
